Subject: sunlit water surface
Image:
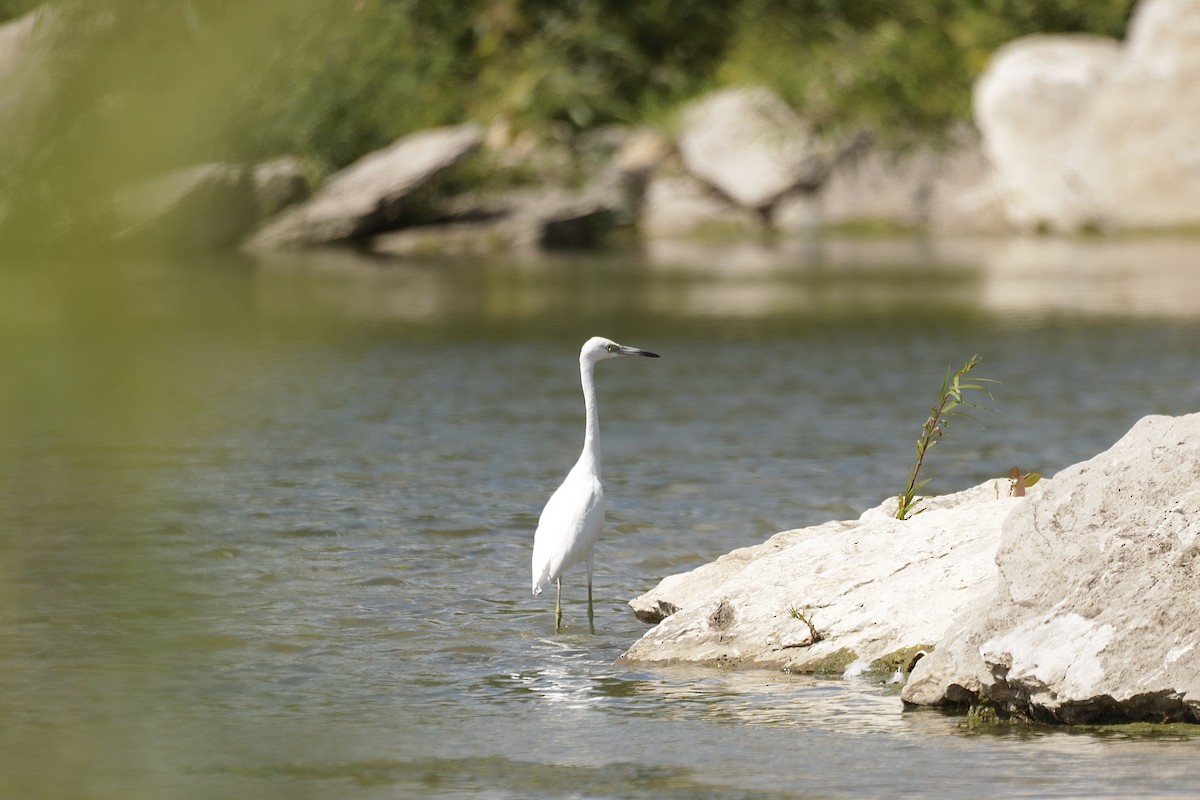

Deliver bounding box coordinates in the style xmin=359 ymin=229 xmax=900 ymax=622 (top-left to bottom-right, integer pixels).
xmin=2 ymin=238 xmax=1199 ymax=799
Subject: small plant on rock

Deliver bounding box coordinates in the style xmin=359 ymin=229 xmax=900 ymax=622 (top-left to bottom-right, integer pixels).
xmin=788 ymin=606 xmax=824 ymax=644
xmin=896 ymin=354 xmax=997 ymax=520
xmin=1006 ymin=465 xmax=1042 ymax=497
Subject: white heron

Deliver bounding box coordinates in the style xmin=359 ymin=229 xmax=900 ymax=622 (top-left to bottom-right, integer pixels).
xmin=531 ymin=336 xmax=659 ymax=631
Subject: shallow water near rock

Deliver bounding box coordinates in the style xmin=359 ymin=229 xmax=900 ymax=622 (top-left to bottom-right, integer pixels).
xmin=1 ymin=238 xmax=1199 ymax=798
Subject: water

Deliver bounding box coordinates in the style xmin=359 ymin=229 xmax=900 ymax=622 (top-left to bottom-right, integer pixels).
xmin=2 ymin=238 xmax=1199 ymax=799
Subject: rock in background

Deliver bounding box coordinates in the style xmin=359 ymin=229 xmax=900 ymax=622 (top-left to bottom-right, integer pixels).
xmin=675 ymin=86 xmax=832 ymax=221
xmin=646 ymin=87 xmax=1005 ymax=238
xmin=902 ymin=413 xmax=1200 ymax=723
xmin=251 ymin=157 xmax=311 ymax=220
xmin=975 ymin=0 xmax=1200 ymax=233
xmin=111 ymin=159 xmax=310 ymax=251
xmin=788 ymin=129 xmax=1004 ymax=234
xmin=1078 ymin=0 xmax=1200 ymax=229
xmin=246 ymin=124 xmax=483 ymax=250
xmin=112 ymin=164 xmax=258 ymax=251
xmin=973 ymin=36 xmax=1120 ymax=233
xmin=370 ymin=126 xmax=665 ymax=256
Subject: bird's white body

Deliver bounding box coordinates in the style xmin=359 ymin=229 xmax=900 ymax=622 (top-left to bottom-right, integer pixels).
xmin=531 ymin=454 xmax=604 ymax=597
xmin=531 ymin=336 xmax=657 ymax=630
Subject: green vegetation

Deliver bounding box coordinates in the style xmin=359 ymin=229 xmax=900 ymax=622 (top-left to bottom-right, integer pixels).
xmin=1077 ymin=721 xmax=1200 ymax=738
xmin=720 ymin=0 xmax=1133 ymax=148
xmin=793 ymin=647 xmax=858 ymax=675
xmin=896 ymin=355 xmax=997 ymax=520
xmin=0 ymin=0 xmax=1135 ymax=249
xmin=965 ymin=699 xmax=1005 ymax=728
xmin=787 ymin=605 xmax=824 ymax=644
xmin=870 ymin=644 xmax=933 ymax=676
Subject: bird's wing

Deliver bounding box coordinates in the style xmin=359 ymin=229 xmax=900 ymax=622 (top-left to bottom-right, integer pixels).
xmin=531 ymin=471 xmax=605 ymax=595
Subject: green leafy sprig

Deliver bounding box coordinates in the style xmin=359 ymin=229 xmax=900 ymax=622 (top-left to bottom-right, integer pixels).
xmin=896 ymin=355 xmax=997 ymax=520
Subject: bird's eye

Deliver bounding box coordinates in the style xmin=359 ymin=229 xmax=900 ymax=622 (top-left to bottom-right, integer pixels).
xmin=605 ymin=344 xmax=617 ymax=352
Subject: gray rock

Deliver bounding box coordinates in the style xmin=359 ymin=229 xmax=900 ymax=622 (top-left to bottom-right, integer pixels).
xmin=796 ymin=131 xmax=1004 ymax=234
xmin=903 ymin=413 xmax=1200 ymax=723
xmin=112 ymin=163 xmax=257 ymax=250
xmin=251 ymin=157 xmax=310 ymax=219
xmin=586 ymin=128 xmax=674 ymax=225
xmin=676 ymin=87 xmax=830 ymax=215
xmin=247 ymin=124 xmax=482 ymax=249
xmin=621 ymin=482 xmax=1021 ymax=672
xmin=371 ymin=187 xmax=619 ymax=256
xmin=640 ymin=172 xmax=763 ymax=239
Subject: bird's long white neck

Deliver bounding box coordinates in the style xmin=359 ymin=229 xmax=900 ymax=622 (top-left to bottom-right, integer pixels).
xmin=579 ymin=357 xmax=601 ymax=477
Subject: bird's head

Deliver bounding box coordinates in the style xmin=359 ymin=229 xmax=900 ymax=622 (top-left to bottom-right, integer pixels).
xmin=581 ymin=336 xmax=660 ymax=363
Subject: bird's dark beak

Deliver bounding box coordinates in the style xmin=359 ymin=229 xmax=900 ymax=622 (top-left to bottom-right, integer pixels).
xmin=618 ymin=346 xmax=659 ymax=358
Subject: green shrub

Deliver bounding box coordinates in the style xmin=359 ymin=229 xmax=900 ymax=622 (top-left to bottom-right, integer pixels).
xmin=718 ymin=0 xmax=1134 ymax=148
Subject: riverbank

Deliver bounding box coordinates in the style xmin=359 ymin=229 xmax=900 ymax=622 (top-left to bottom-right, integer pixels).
xmin=89 ymin=0 xmax=1199 ymax=253
xmin=10 ymin=1 xmax=1200 ymax=255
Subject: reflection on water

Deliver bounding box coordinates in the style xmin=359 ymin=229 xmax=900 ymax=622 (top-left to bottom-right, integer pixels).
xmin=241 ymin=235 xmax=1200 ymax=330
xmin=981 ymin=237 xmax=1200 ymax=317
xmin=1 ymin=237 xmax=1199 ymax=799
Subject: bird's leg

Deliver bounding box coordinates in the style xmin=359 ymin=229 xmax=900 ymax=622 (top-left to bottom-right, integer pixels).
xmin=587 ymin=578 xmax=594 ymax=634
xmin=586 ymin=554 xmax=595 ymax=634
xmin=555 ymin=577 xmax=563 ymax=632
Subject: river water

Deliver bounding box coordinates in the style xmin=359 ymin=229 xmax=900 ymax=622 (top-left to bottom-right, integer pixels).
xmin=1 ymin=237 xmax=1199 ymax=799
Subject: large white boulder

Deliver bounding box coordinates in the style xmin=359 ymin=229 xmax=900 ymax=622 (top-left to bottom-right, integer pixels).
xmin=903 ymin=413 xmax=1200 ymax=723
xmin=975 ymin=0 xmax=1200 ymax=232
xmin=676 ymin=87 xmax=829 ymax=214
xmin=625 ymin=411 xmax=1200 ymax=724
xmin=620 ymin=482 xmax=1024 ymax=672
xmin=247 ymin=124 xmax=482 ymax=249
xmin=1075 ymin=0 xmax=1200 ymax=228
xmin=974 ymin=36 xmax=1120 ymax=232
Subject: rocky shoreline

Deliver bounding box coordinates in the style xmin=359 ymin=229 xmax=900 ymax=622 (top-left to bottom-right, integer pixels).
xmin=619 ymin=413 xmax=1200 ymax=726
xmin=241 ymin=0 xmax=1200 ymax=253
xmin=6 ymin=0 xmax=1198 ymax=254
xmin=176 ymin=0 xmax=1200 ymax=251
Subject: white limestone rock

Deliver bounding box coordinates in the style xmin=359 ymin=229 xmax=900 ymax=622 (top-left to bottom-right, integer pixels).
xmin=974 ymin=35 xmax=1120 ymax=232
xmin=621 ymin=481 xmax=1023 ymax=673
xmin=903 ymin=413 xmax=1200 ymax=723
xmin=1074 ymin=0 xmax=1200 ymax=228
